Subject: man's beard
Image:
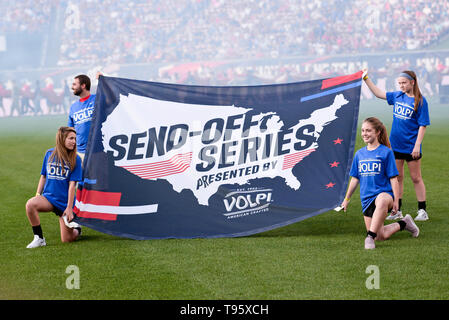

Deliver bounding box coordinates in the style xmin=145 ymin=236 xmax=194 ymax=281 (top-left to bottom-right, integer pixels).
xmin=73 ymin=88 xmax=82 ymax=96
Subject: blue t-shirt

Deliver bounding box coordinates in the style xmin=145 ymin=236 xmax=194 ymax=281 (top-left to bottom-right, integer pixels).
xmin=350 ymin=144 xmax=399 ymax=212
xmin=41 ymin=148 xmax=82 ymax=212
xmin=68 ymin=94 xmax=96 ymax=153
xmin=386 ymin=91 xmax=430 ymax=154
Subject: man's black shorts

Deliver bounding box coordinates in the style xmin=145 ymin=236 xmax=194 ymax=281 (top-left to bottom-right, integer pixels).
xmin=394 ymin=151 xmax=422 ymax=162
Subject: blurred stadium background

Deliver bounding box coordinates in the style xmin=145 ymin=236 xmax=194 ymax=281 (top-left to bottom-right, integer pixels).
xmin=1 ymin=0 xmax=449 ymax=119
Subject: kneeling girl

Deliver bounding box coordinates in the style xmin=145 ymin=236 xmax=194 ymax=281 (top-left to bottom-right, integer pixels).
xmin=341 ymin=117 xmax=419 ymax=249
xmin=25 ymin=126 xmax=82 ymax=248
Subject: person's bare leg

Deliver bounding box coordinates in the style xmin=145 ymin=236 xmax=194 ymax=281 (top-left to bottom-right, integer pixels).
xmin=396 ymin=159 xmax=405 ymax=200
xmin=377 ymin=222 xmax=401 ymax=241
xmin=25 ymin=195 xmax=53 ymax=248
xmin=364 ymin=193 xmax=393 ymax=248
xmin=369 ymin=193 xmax=392 ymax=234
xmin=407 ymin=159 xmax=426 ymax=202
xmin=25 ymin=195 xmax=53 ymax=226
xmin=59 ymin=218 xmax=80 ymax=243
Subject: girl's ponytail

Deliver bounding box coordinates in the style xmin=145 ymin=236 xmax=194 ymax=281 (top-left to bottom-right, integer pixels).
xmin=402 ymin=70 xmax=423 ymax=112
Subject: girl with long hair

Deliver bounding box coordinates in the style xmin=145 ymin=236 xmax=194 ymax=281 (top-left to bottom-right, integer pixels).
xmin=362 ymin=69 xmax=430 ymax=221
xmin=341 ymin=118 xmax=419 ymax=250
xmin=25 ymin=126 xmax=83 ymax=248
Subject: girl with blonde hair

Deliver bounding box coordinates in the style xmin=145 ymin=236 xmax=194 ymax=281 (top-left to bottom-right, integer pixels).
xmin=25 ymin=126 xmax=83 ymax=248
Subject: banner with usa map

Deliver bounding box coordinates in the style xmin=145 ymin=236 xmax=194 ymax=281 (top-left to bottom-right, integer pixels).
xmin=73 ymin=72 xmax=362 ymax=239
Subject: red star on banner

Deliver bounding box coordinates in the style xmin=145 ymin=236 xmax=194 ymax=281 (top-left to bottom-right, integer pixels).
xmin=329 ymin=161 xmax=340 ymax=167
xmin=333 ymin=138 xmax=343 ymax=144
xmin=326 ymin=182 xmax=336 ymax=188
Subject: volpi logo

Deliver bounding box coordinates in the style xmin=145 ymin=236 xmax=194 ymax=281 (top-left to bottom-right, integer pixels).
xmin=359 ymin=159 xmax=382 ymax=176
xmin=223 ymin=188 xmax=273 ymax=219
xmin=73 ymin=106 xmax=94 ymax=124
xmin=394 ymin=102 xmax=414 ymax=120
xmin=47 ymin=162 xmax=70 ymax=180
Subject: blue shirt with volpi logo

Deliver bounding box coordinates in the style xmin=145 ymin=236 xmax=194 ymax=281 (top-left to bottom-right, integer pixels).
xmin=350 ymin=144 xmax=399 ymax=212
xmin=68 ymin=94 xmax=96 ymax=153
xmin=386 ymin=91 xmax=430 ymax=154
xmin=41 ymin=148 xmax=82 ymax=212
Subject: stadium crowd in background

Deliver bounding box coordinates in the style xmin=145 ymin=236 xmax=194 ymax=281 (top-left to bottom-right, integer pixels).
xmin=1 ymin=0 xmax=449 ymax=117
xmin=2 ymin=0 xmax=448 ymax=68
xmin=0 ymin=0 xmax=52 ymax=33
xmin=56 ymin=0 xmax=449 ymax=67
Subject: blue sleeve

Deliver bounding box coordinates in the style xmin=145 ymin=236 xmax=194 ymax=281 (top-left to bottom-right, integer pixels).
xmin=385 ymin=149 xmax=399 ymax=178
xmin=40 ymin=151 xmax=48 ymax=176
xmin=68 ymin=113 xmax=74 ymax=127
xmin=349 ymin=153 xmax=359 ymax=178
xmin=69 ymin=156 xmax=83 ymax=182
xmin=386 ymin=92 xmax=395 ymax=106
xmin=417 ymin=97 xmax=431 ymax=127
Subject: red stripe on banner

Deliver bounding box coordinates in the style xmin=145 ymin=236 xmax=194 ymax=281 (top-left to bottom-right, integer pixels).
xmin=122 ymin=152 xmax=192 ymax=170
xmin=129 ymin=165 xmax=189 ymax=176
xmin=75 ymin=210 xmax=118 ymax=221
xmin=125 ymin=157 xmax=190 ymax=174
xmin=282 ymin=149 xmax=316 ymax=170
xmin=79 ymin=189 xmax=121 ymax=206
xmin=121 ymin=152 xmax=192 ymax=179
xmin=75 ymin=188 xmax=121 ymax=221
xmin=122 ymin=152 xmax=192 ymax=169
xmin=321 ymin=71 xmax=363 ymax=90
xmin=135 ymin=164 xmax=190 ymax=179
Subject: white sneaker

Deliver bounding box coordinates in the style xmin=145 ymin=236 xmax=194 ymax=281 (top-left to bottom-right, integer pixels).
xmin=364 ymin=236 xmax=375 ymax=250
xmin=26 ymin=235 xmax=46 ymax=248
xmin=63 ymin=215 xmax=80 ymax=228
xmin=386 ymin=210 xmax=403 ymax=220
xmin=402 ymin=214 xmax=420 ymax=238
xmin=415 ymin=209 xmax=429 ymax=221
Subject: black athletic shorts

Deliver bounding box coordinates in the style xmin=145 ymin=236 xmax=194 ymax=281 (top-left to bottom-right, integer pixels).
xmin=363 ymin=201 xmax=377 ymax=217
xmin=42 ymin=195 xmax=64 ymax=217
xmin=394 ymin=151 xmax=422 ymax=162
xmin=52 ymin=206 xmax=64 ymax=217
xmin=363 ymin=199 xmax=393 ymax=217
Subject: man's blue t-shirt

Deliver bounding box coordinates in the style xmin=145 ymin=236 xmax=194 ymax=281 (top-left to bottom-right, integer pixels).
xmin=68 ymin=94 xmax=96 ymax=153
xmin=41 ymin=149 xmax=82 ymax=212
xmin=386 ymin=91 xmax=430 ymax=154
xmin=350 ymin=144 xmax=399 ymax=212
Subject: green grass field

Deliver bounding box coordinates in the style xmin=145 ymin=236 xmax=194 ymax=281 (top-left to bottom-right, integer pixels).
xmin=0 ymin=99 xmax=448 ymax=300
